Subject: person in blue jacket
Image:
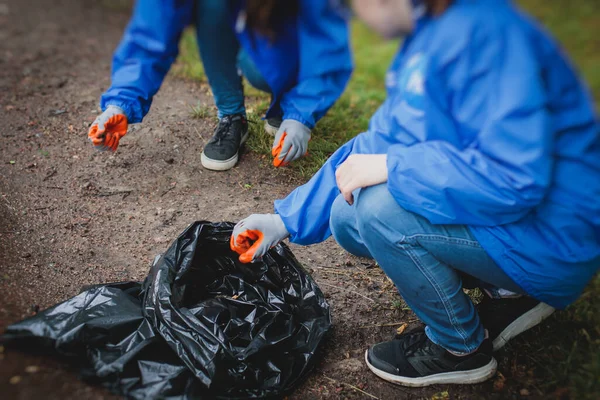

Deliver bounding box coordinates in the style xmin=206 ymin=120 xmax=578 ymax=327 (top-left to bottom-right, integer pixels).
xmin=230 ymin=0 xmax=600 ymax=387
xmin=87 ymin=0 xmax=352 ymax=171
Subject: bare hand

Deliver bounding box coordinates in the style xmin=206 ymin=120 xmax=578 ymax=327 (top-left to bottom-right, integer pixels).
xmin=335 ymin=154 xmax=388 ymax=205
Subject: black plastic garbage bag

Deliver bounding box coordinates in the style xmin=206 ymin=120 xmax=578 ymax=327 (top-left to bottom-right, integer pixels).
xmin=2 ymin=222 xmax=331 ymax=399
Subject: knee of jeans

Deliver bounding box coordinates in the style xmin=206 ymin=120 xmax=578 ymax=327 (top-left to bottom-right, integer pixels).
xmin=329 ymin=194 xmax=351 ymax=243
xmin=196 ymin=0 xmax=230 ymax=26
xmin=354 ymin=184 xmax=421 ymax=243
xmin=238 ymin=51 xmax=272 ymax=94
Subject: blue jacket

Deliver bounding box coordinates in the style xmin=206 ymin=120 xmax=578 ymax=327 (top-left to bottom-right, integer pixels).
xmin=275 ymin=0 xmax=600 ymax=309
xmin=100 ymin=0 xmax=352 ymax=128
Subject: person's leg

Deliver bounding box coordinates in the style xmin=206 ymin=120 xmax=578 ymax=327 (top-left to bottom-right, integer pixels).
xmin=196 ymin=1 xmax=249 ymax=171
xmin=236 ymin=49 xmax=282 ymax=136
xmin=195 ymin=0 xmax=245 ymax=118
xmin=350 ymin=184 xmax=506 ymax=385
xmin=329 ymin=193 xmax=372 ymax=259
xmin=237 ymin=50 xmax=272 ymax=94
xmin=354 ymin=184 xmax=521 ymax=354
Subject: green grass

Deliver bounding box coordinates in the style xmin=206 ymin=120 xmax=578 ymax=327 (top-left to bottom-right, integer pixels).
xmin=173 ymin=7 xmax=599 ymax=397
xmin=521 ymin=0 xmax=600 ymax=103
xmin=189 ymin=101 xmax=214 ymax=121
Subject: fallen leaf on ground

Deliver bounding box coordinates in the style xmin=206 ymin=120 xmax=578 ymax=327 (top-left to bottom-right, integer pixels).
xmin=25 ymin=365 xmax=40 ymax=373
xmin=396 ymin=323 xmax=408 ymax=335
xmin=431 ymin=390 xmax=449 ymax=400
xmin=493 ymin=371 xmax=506 ymax=391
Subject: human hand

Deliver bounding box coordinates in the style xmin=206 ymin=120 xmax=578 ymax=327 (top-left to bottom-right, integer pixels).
xmin=335 ymin=154 xmax=388 ymax=205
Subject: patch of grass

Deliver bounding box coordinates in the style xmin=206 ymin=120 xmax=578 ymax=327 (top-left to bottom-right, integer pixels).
xmin=172 ymin=28 xmax=207 ymax=83
xmin=391 ymin=299 xmax=405 ymax=310
xmin=562 ymin=276 xmax=600 ymax=399
xmin=519 ymin=0 xmax=600 ymax=105
xmin=189 ymin=101 xmax=214 ymax=120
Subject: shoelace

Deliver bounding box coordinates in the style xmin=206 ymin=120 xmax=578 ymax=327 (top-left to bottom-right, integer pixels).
xmin=213 ymin=117 xmax=235 ymax=145
xmin=402 ymin=331 xmax=436 ymax=357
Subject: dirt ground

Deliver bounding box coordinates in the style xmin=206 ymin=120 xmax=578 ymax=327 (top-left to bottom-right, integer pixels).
xmin=0 ymin=1 xmax=572 ymax=399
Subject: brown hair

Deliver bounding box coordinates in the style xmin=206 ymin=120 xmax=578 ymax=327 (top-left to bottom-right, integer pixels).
xmin=423 ymin=0 xmax=453 ymax=15
xmin=245 ymin=0 xmax=299 ymax=41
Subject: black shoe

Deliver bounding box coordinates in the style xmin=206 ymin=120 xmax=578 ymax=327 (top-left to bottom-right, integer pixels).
xmin=264 ymin=116 xmax=282 ymax=136
xmin=365 ymin=329 xmax=497 ymax=387
xmin=201 ymin=114 xmax=248 ymax=171
xmin=477 ymin=292 xmax=555 ymax=351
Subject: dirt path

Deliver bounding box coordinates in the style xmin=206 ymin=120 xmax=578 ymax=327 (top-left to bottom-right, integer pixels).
xmin=0 ymin=1 xmax=565 ymax=399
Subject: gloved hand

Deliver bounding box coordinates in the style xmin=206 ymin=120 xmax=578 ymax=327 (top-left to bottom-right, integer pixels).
xmin=87 ymin=106 xmax=128 ymax=152
xmin=230 ymin=214 xmax=290 ymax=263
xmin=271 ymin=119 xmax=311 ymax=167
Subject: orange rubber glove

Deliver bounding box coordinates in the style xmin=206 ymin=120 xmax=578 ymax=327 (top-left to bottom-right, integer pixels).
xmin=88 ymin=106 xmax=128 ymax=152
xmin=230 ymin=214 xmax=289 ymax=263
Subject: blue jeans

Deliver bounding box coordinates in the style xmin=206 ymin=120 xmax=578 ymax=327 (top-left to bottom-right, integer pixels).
xmin=329 ymin=184 xmax=524 ymax=354
xmin=195 ymin=0 xmax=271 ymax=119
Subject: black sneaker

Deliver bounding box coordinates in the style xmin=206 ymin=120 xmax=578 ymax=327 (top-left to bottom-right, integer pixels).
xmin=477 ymin=293 xmax=555 ymax=351
xmin=264 ymin=116 xmax=282 ymax=136
xmin=201 ymin=114 xmax=248 ymax=171
xmin=365 ymin=329 xmax=497 ymax=387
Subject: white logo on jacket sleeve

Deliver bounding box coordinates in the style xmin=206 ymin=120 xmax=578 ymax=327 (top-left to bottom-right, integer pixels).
xmin=405 ymin=70 xmax=424 ymax=95
xmin=398 ymin=52 xmax=428 ymax=110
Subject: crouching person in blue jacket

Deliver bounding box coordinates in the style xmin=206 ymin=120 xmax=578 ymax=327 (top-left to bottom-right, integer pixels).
xmin=87 ymin=0 xmax=352 ymax=171
xmin=230 ymin=0 xmax=600 ymax=387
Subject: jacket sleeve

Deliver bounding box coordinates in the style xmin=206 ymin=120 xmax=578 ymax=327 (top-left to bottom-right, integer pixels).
xmin=278 ymin=0 xmax=353 ymax=129
xmin=387 ymin=25 xmax=553 ymax=226
xmin=100 ymin=0 xmax=193 ymax=123
xmin=275 ymin=136 xmax=358 ymax=245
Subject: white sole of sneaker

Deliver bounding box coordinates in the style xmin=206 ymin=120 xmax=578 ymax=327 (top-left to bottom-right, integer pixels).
xmin=365 ymin=350 xmax=498 ymax=387
xmin=264 ymin=121 xmax=278 ymax=137
xmin=201 ymin=132 xmax=249 ymax=171
xmin=492 ymin=303 xmax=555 ymax=351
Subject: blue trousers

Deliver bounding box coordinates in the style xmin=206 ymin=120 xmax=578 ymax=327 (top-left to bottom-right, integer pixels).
xmin=195 ymin=0 xmax=271 ymax=119
xmin=329 ymin=184 xmax=524 ymax=354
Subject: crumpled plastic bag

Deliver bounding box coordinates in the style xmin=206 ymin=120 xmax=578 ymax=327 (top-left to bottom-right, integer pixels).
xmin=1 ymin=222 xmax=331 ymax=399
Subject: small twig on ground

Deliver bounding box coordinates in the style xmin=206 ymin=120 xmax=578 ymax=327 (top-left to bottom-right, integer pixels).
xmin=358 ymin=320 xmax=418 ymax=329
xmin=312 ymin=266 xmax=347 ymax=271
xmin=193 ymin=125 xmax=203 ymax=141
xmin=160 ymin=184 xmax=176 ymax=197
xmin=318 ymin=269 xmax=352 ymax=277
xmin=96 ymin=189 xmax=133 ymax=197
xmin=318 ymin=282 xmax=376 ymax=303
xmin=42 ymin=169 xmax=57 ymax=181
xmin=323 ymin=375 xmax=379 ymax=399
xmin=45 ymin=186 xmax=64 ymax=190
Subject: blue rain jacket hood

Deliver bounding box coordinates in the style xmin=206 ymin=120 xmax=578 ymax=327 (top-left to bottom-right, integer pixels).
xmin=100 ymin=0 xmax=353 ymax=129
xmin=275 ymin=0 xmax=600 ymax=309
